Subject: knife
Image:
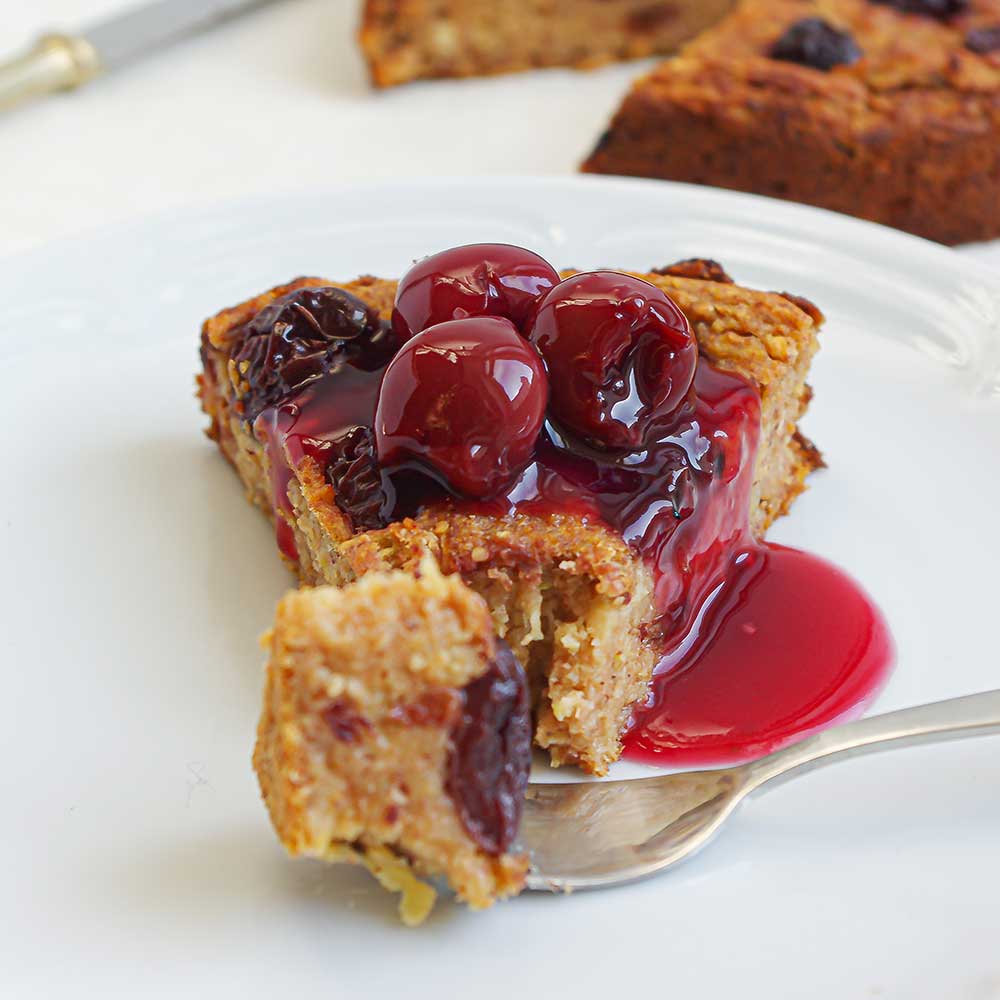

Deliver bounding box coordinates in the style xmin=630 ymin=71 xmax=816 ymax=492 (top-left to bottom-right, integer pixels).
xmin=0 ymin=0 xmax=283 ymax=113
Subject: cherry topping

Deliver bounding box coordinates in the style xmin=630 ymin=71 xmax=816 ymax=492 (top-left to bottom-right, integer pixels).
xmin=870 ymin=0 xmax=967 ymax=17
xmin=392 ymin=243 xmax=560 ymax=341
xmin=375 ymin=316 xmax=548 ymax=498
xmin=771 ymin=18 xmax=862 ymax=71
xmin=966 ymin=25 xmax=1000 ymax=54
xmin=525 ymin=271 xmax=696 ymax=450
xmin=233 ymin=286 xmax=396 ymax=422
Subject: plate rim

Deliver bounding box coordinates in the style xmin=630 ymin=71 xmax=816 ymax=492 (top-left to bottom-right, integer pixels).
xmin=3 ymin=172 xmax=999 ymax=285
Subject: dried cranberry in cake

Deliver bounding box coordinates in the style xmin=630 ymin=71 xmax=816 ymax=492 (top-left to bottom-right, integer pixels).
xmin=375 ymin=316 xmax=548 ymax=498
xmin=870 ymin=0 xmax=967 ymax=17
xmin=392 ymin=243 xmax=560 ymax=341
xmin=525 ymin=271 xmax=696 ymax=450
xmin=771 ymin=18 xmax=862 ymax=71
xmin=324 ymin=426 xmax=395 ymax=531
xmin=232 ymin=286 xmax=396 ymax=422
xmin=966 ymin=25 xmax=1000 ymax=54
xmin=447 ymin=639 xmax=532 ymax=856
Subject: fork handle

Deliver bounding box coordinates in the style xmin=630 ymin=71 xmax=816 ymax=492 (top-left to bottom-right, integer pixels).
xmin=744 ymin=689 xmax=1000 ymax=793
xmin=0 ymin=35 xmax=102 ymax=113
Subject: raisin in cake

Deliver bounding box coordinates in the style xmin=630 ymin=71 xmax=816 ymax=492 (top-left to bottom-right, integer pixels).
xmin=254 ymin=559 xmax=530 ymax=922
xmin=583 ymin=0 xmax=1000 ymax=244
xmin=359 ymin=0 xmax=737 ymax=86
xmin=199 ymin=246 xmax=823 ymax=777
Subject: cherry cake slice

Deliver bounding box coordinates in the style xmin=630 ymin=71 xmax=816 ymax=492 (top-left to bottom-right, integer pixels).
xmin=198 ymin=247 xmax=823 ymax=779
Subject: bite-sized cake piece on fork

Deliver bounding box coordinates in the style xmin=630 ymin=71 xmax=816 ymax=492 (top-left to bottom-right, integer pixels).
xmin=253 ymin=558 xmax=532 ymax=923
xmin=200 ymin=246 xmax=823 ymax=776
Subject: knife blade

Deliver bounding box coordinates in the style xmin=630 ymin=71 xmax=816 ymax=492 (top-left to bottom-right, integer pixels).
xmin=85 ymin=0 xmax=280 ymax=71
xmin=0 ymin=0 xmax=283 ymax=113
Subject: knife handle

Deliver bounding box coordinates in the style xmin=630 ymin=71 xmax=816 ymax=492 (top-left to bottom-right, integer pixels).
xmin=0 ymin=34 xmax=103 ymax=113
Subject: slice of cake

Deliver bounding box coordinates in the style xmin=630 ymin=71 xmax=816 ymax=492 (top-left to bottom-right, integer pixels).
xmin=358 ymin=0 xmax=737 ymax=86
xmin=199 ymin=245 xmax=823 ymax=775
xmin=254 ymin=559 xmax=531 ymax=922
xmin=583 ymin=0 xmax=1000 ymax=244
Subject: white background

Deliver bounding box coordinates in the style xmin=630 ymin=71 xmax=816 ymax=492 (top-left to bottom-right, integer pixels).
xmin=5 ymin=0 xmax=1000 ymax=271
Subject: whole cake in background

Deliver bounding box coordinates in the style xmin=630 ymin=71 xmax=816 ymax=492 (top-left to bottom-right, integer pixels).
xmin=359 ymin=0 xmax=1000 ymax=244
xmin=584 ymin=0 xmax=1000 ymax=244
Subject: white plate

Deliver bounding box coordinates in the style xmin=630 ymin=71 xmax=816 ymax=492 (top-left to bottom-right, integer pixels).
xmin=2 ymin=177 xmax=999 ymax=999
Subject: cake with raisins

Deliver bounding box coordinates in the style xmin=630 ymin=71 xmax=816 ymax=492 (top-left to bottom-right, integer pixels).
xmin=254 ymin=559 xmax=530 ymax=921
xmin=358 ymin=0 xmax=737 ymax=86
xmin=583 ymin=0 xmax=1000 ymax=244
xmin=198 ymin=246 xmax=823 ymax=777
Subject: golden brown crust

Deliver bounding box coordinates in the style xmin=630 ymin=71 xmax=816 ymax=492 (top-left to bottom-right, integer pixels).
xmin=358 ymin=0 xmax=737 ymax=87
xmin=583 ymin=0 xmax=1000 ymax=244
xmin=253 ymin=561 xmax=527 ymax=920
xmin=200 ymin=265 xmax=821 ymax=774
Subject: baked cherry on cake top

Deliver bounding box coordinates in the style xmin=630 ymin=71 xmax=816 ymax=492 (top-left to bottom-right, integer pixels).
xmin=358 ymin=0 xmax=739 ymax=86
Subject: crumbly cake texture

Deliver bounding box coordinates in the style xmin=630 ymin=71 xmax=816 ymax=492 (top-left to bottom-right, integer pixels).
xmin=358 ymin=0 xmax=736 ymax=86
xmin=254 ymin=560 xmax=528 ymax=921
xmin=584 ymin=0 xmax=1000 ymax=245
xmin=199 ymin=263 xmax=822 ymax=775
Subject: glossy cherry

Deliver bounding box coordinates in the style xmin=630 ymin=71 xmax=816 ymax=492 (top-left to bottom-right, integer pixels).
xmin=391 ymin=243 xmax=561 ymax=341
xmin=525 ymin=271 xmax=696 ymax=450
xmin=374 ymin=316 xmax=548 ymax=498
xmin=233 ymin=285 xmax=395 ymax=422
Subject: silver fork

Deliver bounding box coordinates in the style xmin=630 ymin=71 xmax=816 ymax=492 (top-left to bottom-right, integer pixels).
xmin=522 ymin=689 xmax=1000 ymax=892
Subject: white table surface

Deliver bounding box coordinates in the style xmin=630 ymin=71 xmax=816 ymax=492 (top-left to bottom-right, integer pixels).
xmin=5 ymin=0 xmax=1000 ymax=273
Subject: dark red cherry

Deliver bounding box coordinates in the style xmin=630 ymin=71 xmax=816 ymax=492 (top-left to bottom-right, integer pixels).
xmin=375 ymin=316 xmax=548 ymax=498
xmin=233 ymin=285 xmax=395 ymax=422
xmin=525 ymin=271 xmax=696 ymax=450
xmin=392 ymin=243 xmax=560 ymax=341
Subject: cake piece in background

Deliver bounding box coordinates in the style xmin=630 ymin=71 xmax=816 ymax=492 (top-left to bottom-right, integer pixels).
xmin=583 ymin=0 xmax=1000 ymax=244
xmin=253 ymin=559 xmax=531 ymax=924
xmin=358 ymin=0 xmax=736 ymax=86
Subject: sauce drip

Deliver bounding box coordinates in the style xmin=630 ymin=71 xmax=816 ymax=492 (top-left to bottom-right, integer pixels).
xmin=255 ymin=356 xmax=892 ymax=766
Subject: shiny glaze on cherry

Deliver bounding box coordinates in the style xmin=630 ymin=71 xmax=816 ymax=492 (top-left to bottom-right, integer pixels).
xmin=526 ymin=271 xmax=697 ymax=451
xmin=375 ymin=316 xmax=549 ymax=498
xmin=392 ymin=243 xmax=561 ymax=342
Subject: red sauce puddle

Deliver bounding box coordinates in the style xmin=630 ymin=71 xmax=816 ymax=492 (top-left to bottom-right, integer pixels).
xmin=255 ymin=358 xmax=894 ymax=768
xmin=623 ymin=543 xmax=893 ymax=767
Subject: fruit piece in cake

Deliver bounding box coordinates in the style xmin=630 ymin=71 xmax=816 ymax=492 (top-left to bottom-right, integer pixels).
xmin=358 ymin=0 xmax=738 ymax=86
xmin=583 ymin=0 xmax=1000 ymax=245
xmin=253 ymin=558 xmax=531 ymax=923
xmin=198 ymin=245 xmax=823 ymax=775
